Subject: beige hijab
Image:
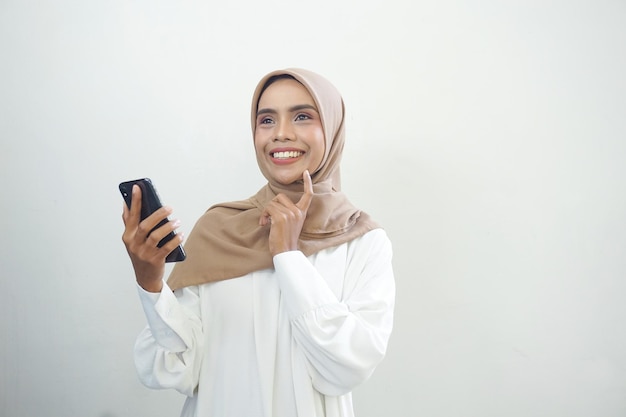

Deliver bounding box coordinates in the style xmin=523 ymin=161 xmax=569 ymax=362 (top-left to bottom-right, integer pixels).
xmin=167 ymin=68 xmax=379 ymax=291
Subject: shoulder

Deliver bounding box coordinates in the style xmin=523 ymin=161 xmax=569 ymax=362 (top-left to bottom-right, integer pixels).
xmin=349 ymin=228 xmax=392 ymax=253
xmin=339 ymin=228 xmax=393 ymax=268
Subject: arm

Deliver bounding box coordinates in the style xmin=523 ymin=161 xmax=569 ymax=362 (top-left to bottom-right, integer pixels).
xmin=133 ymin=281 xmax=204 ymax=396
xmin=274 ymin=229 xmax=395 ymax=396
xmin=121 ymin=185 xmax=202 ymax=395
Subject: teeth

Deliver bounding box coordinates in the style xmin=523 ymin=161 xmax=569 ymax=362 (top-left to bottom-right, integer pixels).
xmin=273 ymin=151 xmax=303 ymax=159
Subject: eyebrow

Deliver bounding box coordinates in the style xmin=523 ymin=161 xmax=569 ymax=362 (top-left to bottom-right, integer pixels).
xmin=256 ymin=104 xmax=319 ymax=117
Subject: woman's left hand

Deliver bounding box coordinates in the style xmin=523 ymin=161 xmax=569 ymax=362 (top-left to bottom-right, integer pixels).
xmin=259 ymin=170 xmax=313 ymax=256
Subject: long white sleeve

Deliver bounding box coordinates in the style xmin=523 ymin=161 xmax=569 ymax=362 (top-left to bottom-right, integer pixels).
xmin=273 ymin=229 xmax=395 ymax=396
xmin=134 ymin=282 xmax=204 ymax=396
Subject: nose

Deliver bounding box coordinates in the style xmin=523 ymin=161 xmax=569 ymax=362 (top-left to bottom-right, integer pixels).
xmin=274 ymin=121 xmax=294 ymax=142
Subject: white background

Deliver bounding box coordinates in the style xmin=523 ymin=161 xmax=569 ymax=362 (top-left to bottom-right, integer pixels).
xmin=1 ymin=1 xmax=625 ymax=416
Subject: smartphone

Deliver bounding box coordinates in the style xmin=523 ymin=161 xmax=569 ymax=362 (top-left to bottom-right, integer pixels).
xmin=119 ymin=178 xmax=186 ymax=263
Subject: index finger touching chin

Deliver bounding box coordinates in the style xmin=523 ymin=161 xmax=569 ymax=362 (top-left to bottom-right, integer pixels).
xmin=303 ymin=170 xmax=313 ymax=195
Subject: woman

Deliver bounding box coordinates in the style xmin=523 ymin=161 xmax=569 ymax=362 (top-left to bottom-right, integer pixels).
xmin=122 ymin=68 xmax=395 ymax=417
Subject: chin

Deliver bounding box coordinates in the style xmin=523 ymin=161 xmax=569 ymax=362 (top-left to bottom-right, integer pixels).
xmin=266 ymin=169 xmax=302 ymax=186
xmin=273 ymin=177 xmax=300 ymax=186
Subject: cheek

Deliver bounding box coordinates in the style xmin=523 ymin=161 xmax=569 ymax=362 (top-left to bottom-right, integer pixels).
xmin=311 ymin=128 xmax=326 ymax=166
xmin=316 ymin=126 xmax=327 ymax=153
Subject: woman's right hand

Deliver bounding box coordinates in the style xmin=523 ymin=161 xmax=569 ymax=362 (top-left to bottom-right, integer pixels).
xmin=121 ymin=184 xmax=183 ymax=292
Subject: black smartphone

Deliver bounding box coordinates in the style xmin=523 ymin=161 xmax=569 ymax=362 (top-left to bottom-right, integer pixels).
xmin=119 ymin=178 xmax=186 ymax=263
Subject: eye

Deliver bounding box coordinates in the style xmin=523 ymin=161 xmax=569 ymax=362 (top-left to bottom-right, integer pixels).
xmin=258 ymin=116 xmax=274 ymax=125
xmin=295 ymin=113 xmax=312 ymax=121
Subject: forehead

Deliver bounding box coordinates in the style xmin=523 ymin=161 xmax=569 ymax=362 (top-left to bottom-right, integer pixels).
xmin=257 ymin=78 xmax=316 ymax=108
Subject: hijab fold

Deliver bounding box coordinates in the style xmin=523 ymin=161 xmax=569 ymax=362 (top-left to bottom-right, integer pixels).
xmin=167 ymin=68 xmax=379 ymax=291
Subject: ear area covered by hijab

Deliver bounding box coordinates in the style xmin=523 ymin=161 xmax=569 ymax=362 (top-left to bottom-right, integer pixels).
xmin=167 ymin=68 xmax=380 ymax=291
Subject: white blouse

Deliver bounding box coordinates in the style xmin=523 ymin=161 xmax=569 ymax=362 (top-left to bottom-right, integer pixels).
xmin=134 ymin=228 xmax=395 ymax=417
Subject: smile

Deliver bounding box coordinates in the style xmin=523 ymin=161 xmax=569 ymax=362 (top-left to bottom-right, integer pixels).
xmin=271 ymin=151 xmax=304 ymax=159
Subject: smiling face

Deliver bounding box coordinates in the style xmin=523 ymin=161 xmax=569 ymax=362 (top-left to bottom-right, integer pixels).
xmin=254 ymin=78 xmax=326 ymax=186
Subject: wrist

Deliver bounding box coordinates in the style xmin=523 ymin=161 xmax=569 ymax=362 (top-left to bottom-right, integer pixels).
xmin=137 ymin=279 xmax=163 ymax=293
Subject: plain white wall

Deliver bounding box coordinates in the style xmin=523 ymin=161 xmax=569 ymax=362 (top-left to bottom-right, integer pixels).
xmin=1 ymin=1 xmax=625 ymax=416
